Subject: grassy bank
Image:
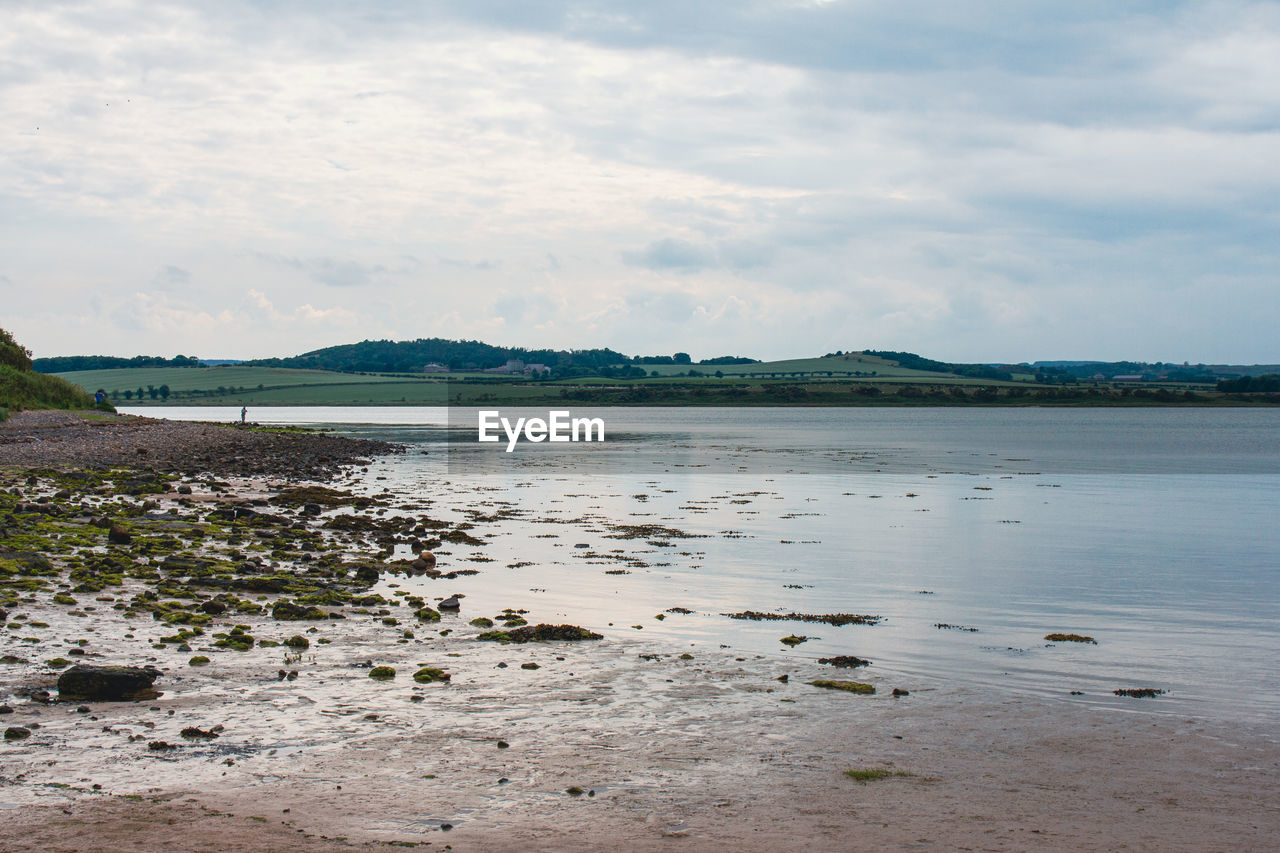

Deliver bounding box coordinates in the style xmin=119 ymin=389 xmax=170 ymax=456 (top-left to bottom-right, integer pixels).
xmin=0 ymin=364 xmax=95 ymax=413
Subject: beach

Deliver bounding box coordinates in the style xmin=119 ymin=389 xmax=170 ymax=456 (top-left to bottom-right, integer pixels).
xmin=2 ymin=410 xmax=1277 ymax=851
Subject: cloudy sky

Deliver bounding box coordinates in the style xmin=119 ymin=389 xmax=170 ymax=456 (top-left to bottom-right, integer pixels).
xmin=3 ymin=1 xmax=1277 ymax=363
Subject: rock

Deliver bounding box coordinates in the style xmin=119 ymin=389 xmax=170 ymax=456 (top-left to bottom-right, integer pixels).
xmin=477 ymin=624 xmax=603 ymax=644
xmin=5 ymin=727 xmax=31 ymax=741
xmin=200 ymin=601 xmax=227 ymax=615
xmin=107 ymin=525 xmax=132 ymax=545
xmin=1114 ymin=688 xmax=1166 ymax=698
xmin=414 ymin=551 xmax=436 ymax=569
xmin=368 ymin=666 xmax=396 ymax=679
xmin=438 ymin=596 xmax=461 ymax=611
xmin=57 ymin=664 xmax=161 ymax=701
xmin=271 ymin=600 xmax=328 ymax=621
xmin=180 ymin=726 xmax=219 ymax=740
xmin=412 ymin=667 xmax=450 ymax=683
xmin=147 ymin=740 xmax=175 ymax=751
xmin=818 ymin=656 xmax=871 ymax=669
xmin=520 ymin=662 xmax=540 ymax=670
xmin=891 ymin=688 xmax=910 ymax=697
xmin=0 ymin=706 xmax=12 ymax=714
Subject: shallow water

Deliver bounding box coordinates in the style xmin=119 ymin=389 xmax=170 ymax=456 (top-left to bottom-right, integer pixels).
xmin=122 ymin=406 xmax=1280 ymax=725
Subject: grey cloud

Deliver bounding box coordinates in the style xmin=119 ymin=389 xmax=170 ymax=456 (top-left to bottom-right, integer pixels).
xmin=249 ymin=253 xmax=406 ymax=287
xmin=622 ymin=238 xmax=717 ymax=271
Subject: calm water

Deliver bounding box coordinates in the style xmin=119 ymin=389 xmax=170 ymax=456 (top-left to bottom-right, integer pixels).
xmin=129 ymin=406 xmax=1280 ymax=725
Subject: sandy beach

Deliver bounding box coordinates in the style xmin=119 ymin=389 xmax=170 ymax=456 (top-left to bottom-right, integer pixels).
xmin=2 ymin=411 xmax=1277 ymax=851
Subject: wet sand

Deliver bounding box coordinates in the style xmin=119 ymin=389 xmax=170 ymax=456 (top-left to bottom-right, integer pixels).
xmin=2 ymin=411 xmax=1277 ymax=851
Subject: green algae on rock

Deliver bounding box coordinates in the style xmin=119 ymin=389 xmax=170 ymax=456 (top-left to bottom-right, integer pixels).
xmin=412 ymin=667 xmax=450 ymax=683
xmin=843 ymin=768 xmax=913 ymax=782
xmin=368 ymin=666 xmax=396 ymax=679
xmin=808 ymin=679 xmax=875 ymax=694
xmin=1044 ymin=633 xmax=1097 ymax=644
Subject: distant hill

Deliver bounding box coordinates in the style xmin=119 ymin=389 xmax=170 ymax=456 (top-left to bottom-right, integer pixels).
xmin=245 ymin=338 xmax=629 ymax=375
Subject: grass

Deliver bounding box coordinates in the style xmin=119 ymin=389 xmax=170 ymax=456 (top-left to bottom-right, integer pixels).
xmin=1 ymin=364 xmax=95 ymax=411
xmin=843 ymin=768 xmax=914 ymax=783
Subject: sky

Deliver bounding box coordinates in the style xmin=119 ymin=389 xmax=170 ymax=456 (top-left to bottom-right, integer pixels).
xmin=2 ymin=1 xmax=1278 ymax=364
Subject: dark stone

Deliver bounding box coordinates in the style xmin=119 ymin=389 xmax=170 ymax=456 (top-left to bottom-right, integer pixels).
xmin=57 ymin=664 xmax=161 ymax=701
xmin=200 ymin=601 xmax=227 ymax=615
xmin=891 ymin=688 xmax=910 ymax=697
xmin=176 ymin=485 xmax=193 ymax=495
xmin=107 ymin=524 xmax=132 ymax=545
xmin=438 ymin=596 xmax=461 ymax=610
xmin=4 ymin=727 xmax=31 ymax=740
xmin=180 ymin=726 xmax=219 ymax=740
xmin=0 ymin=706 xmax=11 ymax=714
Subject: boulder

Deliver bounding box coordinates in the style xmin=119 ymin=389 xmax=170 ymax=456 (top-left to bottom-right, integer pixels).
xmin=438 ymin=595 xmax=461 ymax=611
xmin=107 ymin=524 xmax=132 ymax=545
xmin=57 ymin=664 xmax=161 ymax=701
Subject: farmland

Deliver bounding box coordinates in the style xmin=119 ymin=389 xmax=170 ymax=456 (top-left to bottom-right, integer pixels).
xmin=49 ymin=354 xmax=1260 ymax=408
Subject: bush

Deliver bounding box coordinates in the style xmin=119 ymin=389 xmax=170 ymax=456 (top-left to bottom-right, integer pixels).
xmin=0 ymin=327 xmax=33 ymax=371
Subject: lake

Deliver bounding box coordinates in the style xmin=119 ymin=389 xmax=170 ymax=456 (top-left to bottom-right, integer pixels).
xmin=126 ymin=405 xmax=1280 ymax=727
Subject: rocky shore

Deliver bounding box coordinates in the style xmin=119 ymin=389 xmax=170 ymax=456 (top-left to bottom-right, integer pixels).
xmin=0 ymin=410 xmax=396 ymax=479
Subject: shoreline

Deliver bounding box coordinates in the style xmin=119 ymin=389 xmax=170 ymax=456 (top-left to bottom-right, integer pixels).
xmin=2 ymin=411 xmax=1277 ymax=850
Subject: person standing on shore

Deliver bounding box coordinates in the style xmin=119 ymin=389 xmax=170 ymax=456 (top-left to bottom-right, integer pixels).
xmin=240 ymin=406 xmax=247 ymax=424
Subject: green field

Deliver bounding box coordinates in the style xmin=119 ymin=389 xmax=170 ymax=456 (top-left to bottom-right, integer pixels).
xmin=52 ymin=357 xmax=1250 ymax=408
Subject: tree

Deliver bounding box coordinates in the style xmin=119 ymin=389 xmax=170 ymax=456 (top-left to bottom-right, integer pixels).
xmin=159 ymin=384 xmax=171 ymax=401
xmin=136 ymin=387 xmax=145 ymax=400
xmin=147 ymin=384 xmax=158 ymax=400
xmin=673 ymin=352 xmax=692 ymax=364
xmin=0 ymin=327 xmax=33 ymax=371
xmin=123 ymin=389 xmax=134 ymax=400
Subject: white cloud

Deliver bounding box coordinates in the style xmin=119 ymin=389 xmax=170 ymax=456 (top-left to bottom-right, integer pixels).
xmin=1 ymin=0 xmax=1276 ymax=362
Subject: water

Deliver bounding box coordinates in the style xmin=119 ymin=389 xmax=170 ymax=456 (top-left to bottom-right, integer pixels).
xmin=127 ymin=405 xmax=1280 ymax=725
